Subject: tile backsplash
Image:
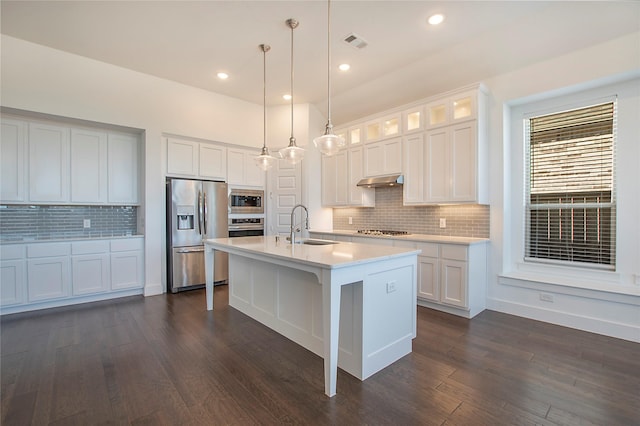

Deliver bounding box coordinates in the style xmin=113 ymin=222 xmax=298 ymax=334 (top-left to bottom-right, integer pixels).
xmin=0 ymin=205 xmax=138 ymax=241
xmin=332 ymin=187 xmax=489 ymax=238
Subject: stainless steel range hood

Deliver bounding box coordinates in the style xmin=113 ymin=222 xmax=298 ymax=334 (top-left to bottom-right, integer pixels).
xmin=357 ymin=174 xmax=404 ymax=188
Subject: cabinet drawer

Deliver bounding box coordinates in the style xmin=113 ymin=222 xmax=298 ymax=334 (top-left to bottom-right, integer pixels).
xmin=27 ymin=243 xmax=71 ymax=258
xmin=110 ymin=238 xmax=143 ymax=252
xmin=415 ymin=242 xmax=439 ymax=258
xmin=1 ymin=245 xmax=26 ymax=260
xmin=72 ymin=240 xmax=110 ymax=255
xmin=440 ymin=244 xmax=467 ymax=261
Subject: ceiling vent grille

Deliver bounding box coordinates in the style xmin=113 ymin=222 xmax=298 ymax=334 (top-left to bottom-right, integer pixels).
xmin=343 ymin=33 xmax=368 ymax=49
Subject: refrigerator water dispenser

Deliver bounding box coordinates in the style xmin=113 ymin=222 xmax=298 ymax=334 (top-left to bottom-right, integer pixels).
xmin=176 ymin=205 xmax=195 ymax=230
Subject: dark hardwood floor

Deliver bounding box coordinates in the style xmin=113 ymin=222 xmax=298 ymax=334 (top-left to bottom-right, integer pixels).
xmin=2 ymin=286 xmax=639 ymax=425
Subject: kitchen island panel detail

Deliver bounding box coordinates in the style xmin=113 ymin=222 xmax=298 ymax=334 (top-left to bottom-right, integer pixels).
xmin=204 ymin=236 xmax=419 ymax=397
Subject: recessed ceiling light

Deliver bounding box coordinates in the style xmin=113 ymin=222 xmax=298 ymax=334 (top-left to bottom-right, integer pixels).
xmin=217 ymin=72 xmax=229 ymax=80
xmin=428 ymin=14 xmax=444 ymax=26
xmin=339 ymin=64 xmax=351 ymax=71
xmin=283 ymin=94 xmax=292 ymax=100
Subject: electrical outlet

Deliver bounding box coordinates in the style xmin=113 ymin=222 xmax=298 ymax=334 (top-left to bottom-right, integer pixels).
xmin=539 ymin=293 xmax=554 ymax=302
xmin=386 ymin=281 xmax=397 ymax=293
xmin=439 ymin=218 xmax=446 ymax=228
xmin=83 ymin=219 xmax=91 ymax=228
xmin=348 ymin=217 xmax=353 ymax=225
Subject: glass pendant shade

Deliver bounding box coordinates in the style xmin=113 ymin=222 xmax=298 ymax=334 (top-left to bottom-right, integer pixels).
xmin=255 ymin=43 xmax=277 ymax=171
xmin=313 ymin=125 xmax=345 ymax=157
xmin=255 ymin=146 xmax=277 ymax=171
xmin=280 ymin=136 xmax=305 ymax=164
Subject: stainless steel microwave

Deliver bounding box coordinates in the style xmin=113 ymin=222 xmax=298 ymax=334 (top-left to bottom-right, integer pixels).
xmin=229 ymin=189 xmax=264 ymax=214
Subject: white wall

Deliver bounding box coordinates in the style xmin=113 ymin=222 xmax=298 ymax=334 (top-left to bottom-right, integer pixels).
xmin=483 ymin=32 xmax=640 ymax=342
xmin=1 ymin=35 xmax=263 ymax=296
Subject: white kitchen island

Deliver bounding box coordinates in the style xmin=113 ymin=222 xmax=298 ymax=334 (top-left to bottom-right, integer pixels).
xmin=203 ymin=236 xmax=420 ymax=397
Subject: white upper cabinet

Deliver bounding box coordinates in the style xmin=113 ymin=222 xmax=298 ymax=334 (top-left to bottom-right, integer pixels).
xmin=349 ymin=125 xmax=363 ymax=145
xmin=403 ymin=106 xmax=424 ymax=134
xmin=402 ymin=133 xmax=424 ymax=204
xmin=321 ymin=149 xmax=348 ymax=207
xmin=1 ymin=116 xmax=140 ymax=206
xmin=107 ymin=133 xmax=139 ymax=204
xmin=348 ymin=146 xmax=375 ymax=207
xmin=28 ymin=122 xmax=70 ymax=203
xmin=166 ymin=137 xmax=227 ymax=180
xmin=403 ymin=85 xmax=488 ymax=205
xmin=227 ymin=148 xmax=264 ymax=188
xmin=70 ymin=128 xmax=108 ymax=203
xmin=364 ymin=113 xmax=401 ymax=143
xmin=1 ymin=118 xmax=27 ymax=202
xmin=426 ymin=89 xmax=477 ymax=129
xmin=363 ymin=137 xmax=402 ymax=178
xmin=167 ymin=138 xmax=198 ymax=176
xmin=321 ymin=83 xmax=488 ymax=206
xmin=422 ymin=122 xmax=477 ymax=204
xmin=199 ymin=143 xmax=227 ymax=180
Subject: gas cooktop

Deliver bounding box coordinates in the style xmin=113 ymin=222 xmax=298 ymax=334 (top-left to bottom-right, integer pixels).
xmin=356 ymin=229 xmax=410 ymax=236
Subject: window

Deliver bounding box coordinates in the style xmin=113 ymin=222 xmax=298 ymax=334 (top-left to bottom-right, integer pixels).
xmin=524 ymin=101 xmax=616 ymax=269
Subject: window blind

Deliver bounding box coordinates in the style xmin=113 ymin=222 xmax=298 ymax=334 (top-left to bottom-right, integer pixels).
xmin=524 ymin=101 xmax=616 ymax=269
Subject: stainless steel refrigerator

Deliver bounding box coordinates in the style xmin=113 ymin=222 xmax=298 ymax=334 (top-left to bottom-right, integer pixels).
xmin=166 ymin=178 xmax=228 ymax=293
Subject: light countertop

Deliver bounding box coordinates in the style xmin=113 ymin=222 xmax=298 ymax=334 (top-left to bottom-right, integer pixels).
xmin=310 ymin=230 xmax=489 ymax=245
xmin=204 ymin=236 xmax=421 ymax=269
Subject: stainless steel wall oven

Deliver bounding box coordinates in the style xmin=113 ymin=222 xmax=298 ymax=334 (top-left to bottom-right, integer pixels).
xmin=228 ymin=217 xmax=264 ymax=237
xmin=229 ymin=189 xmax=264 ymax=214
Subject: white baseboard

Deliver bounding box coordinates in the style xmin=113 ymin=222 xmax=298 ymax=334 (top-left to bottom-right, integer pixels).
xmin=487 ymin=297 xmax=640 ymax=343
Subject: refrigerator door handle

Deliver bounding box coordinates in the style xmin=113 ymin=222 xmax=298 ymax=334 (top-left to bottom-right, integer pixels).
xmin=197 ymin=190 xmax=203 ymax=235
xmin=203 ymin=191 xmax=208 ymax=235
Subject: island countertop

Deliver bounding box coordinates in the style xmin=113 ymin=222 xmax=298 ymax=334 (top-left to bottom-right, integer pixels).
xmin=203 ymin=235 xmax=422 ymax=269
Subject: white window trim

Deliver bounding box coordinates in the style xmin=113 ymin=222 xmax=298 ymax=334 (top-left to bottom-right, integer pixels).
xmin=503 ymin=76 xmax=639 ymax=295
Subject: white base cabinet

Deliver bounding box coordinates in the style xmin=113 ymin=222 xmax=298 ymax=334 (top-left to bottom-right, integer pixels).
xmin=110 ymin=238 xmax=144 ymax=290
xmin=310 ymin=232 xmax=488 ymax=318
xmin=0 ymin=237 xmax=144 ymax=315
xmin=0 ymin=245 xmax=26 ymax=306
xmin=395 ymin=240 xmax=487 ymax=318
xmin=71 ymin=240 xmax=111 ymax=295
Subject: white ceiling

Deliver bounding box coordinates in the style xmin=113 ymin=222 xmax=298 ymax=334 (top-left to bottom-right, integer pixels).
xmin=2 ymin=1 xmax=639 ymax=124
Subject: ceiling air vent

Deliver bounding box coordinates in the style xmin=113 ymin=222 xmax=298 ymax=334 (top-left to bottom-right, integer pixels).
xmin=343 ymin=33 xmax=368 ymax=49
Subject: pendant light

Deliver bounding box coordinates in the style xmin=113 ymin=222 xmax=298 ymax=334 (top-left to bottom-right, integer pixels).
xmin=313 ymin=0 xmax=345 ymax=156
xmin=279 ymin=18 xmax=305 ymax=164
xmin=255 ymin=44 xmax=278 ymax=171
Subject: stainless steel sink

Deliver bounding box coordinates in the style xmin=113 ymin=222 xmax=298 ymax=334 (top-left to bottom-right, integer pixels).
xmin=296 ymin=238 xmax=339 ymax=246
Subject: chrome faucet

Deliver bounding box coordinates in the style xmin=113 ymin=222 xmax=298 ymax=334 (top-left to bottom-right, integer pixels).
xmin=289 ymin=204 xmax=309 ymax=244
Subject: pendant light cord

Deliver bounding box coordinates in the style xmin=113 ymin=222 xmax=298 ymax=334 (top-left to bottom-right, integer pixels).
xmin=263 ymin=45 xmax=267 ymax=149
xmin=326 ymin=0 xmax=333 ymax=130
xmin=290 ymin=20 xmax=294 ymax=140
